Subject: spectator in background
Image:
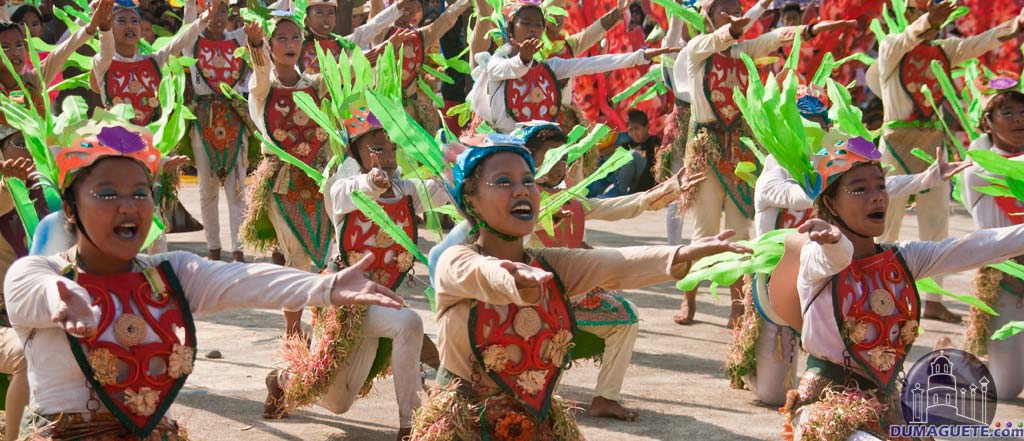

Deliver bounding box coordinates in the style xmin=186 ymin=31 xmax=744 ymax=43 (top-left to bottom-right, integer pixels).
xmin=140 ymin=11 xmax=158 ymax=43
xmin=227 ymin=0 xmax=244 ymax=31
xmin=625 ymin=109 xmax=659 ymax=192
xmin=11 ymin=5 xmax=44 ymax=38
xmin=778 ymin=1 xmax=802 ymax=26
xmin=586 ymin=129 xmax=646 ymax=198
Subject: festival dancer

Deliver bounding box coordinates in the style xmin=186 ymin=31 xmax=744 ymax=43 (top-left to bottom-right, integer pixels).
xmin=182 ymin=0 xmax=251 ymax=263
xmin=736 ymin=94 xmax=968 ymax=407
xmin=672 ymin=0 xmax=850 ymax=327
xmin=4 ymin=123 xmax=402 ymax=440
xmin=776 ymin=136 xmax=1024 ymax=439
xmin=468 ymin=0 xmax=678 ymax=133
xmin=410 ymin=134 xmax=749 ymax=439
xmin=262 ymin=101 xmax=451 ymax=440
xmin=868 ymin=0 xmax=1024 ymax=323
xmin=382 ymin=0 xmax=470 ymax=131
xmin=244 ymin=14 xmax=337 ymax=338
xmin=92 ymin=0 xmax=217 ymax=126
xmin=963 ymin=79 xmax=1024 ymax=399
xmin=519 ymin=122 xmax=693 ymax=421
xmin=658 ymin=0 xmax=769 ymax=246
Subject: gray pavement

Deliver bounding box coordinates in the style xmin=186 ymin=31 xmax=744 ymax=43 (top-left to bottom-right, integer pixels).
xmin=166 ymin=181 xmax=1024 ymax=440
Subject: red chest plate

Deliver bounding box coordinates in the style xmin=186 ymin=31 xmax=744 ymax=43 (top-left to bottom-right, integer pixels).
xmin=300 ymin=39 xmax=341 ymax=74
xmin=704 ymin=53 xmax=749 ymax=129
xmin=264 ymin=87 xmax=327 ymax=166
xmin=67 ymin=263 xmax=196 ymax=438
xmin=994 ymin=195 xmax=1024 ymax=225
xmin=195 ymin=38 xmax=246 ymax=91
xmin=505 ymin=63 xmax=561 ymax=123
xmin=775 ymin=207 xmax=814 ymax=230
xmin=340 ymin=196 xmax=419 ymax=289
xmin=469 ymin=258 xmax=574 ymax=419
xmin=534 ymin=196 xmax=585 ymax=249
xmin=899 ymin=45 xmax=950 ymax=121
xmin=831 ymin=248 xmax=920 ymax=389
xmin=106 ymin=59 xmax=162 ymax=125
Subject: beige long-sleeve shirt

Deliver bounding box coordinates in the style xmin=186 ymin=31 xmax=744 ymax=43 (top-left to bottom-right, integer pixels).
xmin=247 ymin=44 xmax=328 ymax=150
xmin=434 ymin=244 xmax=690 ymax=387
xmin=685 ymin=25 xmax=796 ymax=125
xmin=872 ymin=14 xmax=1019 ymax=123
xmin=4 ymin=251 xmax=338 ymax=415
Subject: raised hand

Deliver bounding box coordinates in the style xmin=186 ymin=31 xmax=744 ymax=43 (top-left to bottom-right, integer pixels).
xmin=329 ymin=253 xmax=405 ymax=309
xmin=797 ymin=218 xmax=842 ymax=244
xmin=368 ymin=153 xmax=391 ymax=189
xmin=513 ymin=38 xmax=543 ymax=64
xmin=52 ymin=281 xmax=98 ymax=338
xmin=88 ymin=0 xmax=115 ymax=33
xmin=244 ymin=21 xmax=264 ymax=45
xmin=162 ymin=155 xmax=190 ymax=172
xmin=726 ymin=15 xmax=751 ymax=39
xmin=927 ymin=1 xmax=957 ymax=29
xmin=674 ymin=170 xmax=705 ymax=193
xmin=386 ymin=27 xmax=417 ymax=46
xmin=935 ymin=146 xmax=970 ymax=181
xmin=643 ymin=46 xmax=682 ymax=60
xmin=0 ymin=158 xmax=34 ymax=181
xmin=675 ymin=229 xmax=754 ymax=263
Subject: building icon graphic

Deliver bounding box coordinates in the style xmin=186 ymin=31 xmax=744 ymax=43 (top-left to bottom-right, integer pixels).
xmin=908 ymin=351 xmax=991 ymax=424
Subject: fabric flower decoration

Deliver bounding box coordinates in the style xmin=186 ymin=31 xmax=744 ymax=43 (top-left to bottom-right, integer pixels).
xmin=516 ymin=370 xmax=547 ymax=395
xmin=168 ymin=344 xmax=195 ymax=379
xmin=900 ymin=320 xmax=919 ymax=345
xmin=125 ymin=387 xmax=159 ymax=416
xmin=89 ymin=348 xmax=120 ymax=385
xmin=483 ymin=345 xmax=510 ymax=372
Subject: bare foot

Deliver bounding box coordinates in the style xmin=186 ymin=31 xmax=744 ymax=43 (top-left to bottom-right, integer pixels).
xmin=208 ymin=248 xmax=222 ymax=261
xmin=673 ymin=290 xmax=697 ymax=325
xmin=263 ymin=369 xmax=289 ymax=419
xmin=232 ymin=251 xmax=245 ymax=263
xmin=923 ymin=301 xmax=962 ymax=324
xmin=588 ymin=396 xmax=639 ymax=422
xmin=396 ymin=427 xmax=411 ymax=441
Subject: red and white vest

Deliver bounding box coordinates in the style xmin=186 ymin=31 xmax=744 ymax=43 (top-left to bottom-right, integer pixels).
xmin=505 ymin=63 xmax=561 ymax=123
xmin=470 ymin=258 xmax=574 ymax=419
xmin=899 ymin=45 xmax=951 ymax=122
xmin=66 ymin=263 xmax=196 ymax=438
xmin=300 ymin=38 xmax=342 ymax=74
xmin=830 ymin=247 xmax=920 ymax=390
xmin=703 ymin=53 xmax=750 ymax=130
xmin=195 ymin=37 xmax=246 ymax=92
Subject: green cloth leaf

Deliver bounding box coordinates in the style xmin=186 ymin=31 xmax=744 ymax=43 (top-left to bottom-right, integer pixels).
xmin=538 ymin=148 xmax=632 ymax=224
xmin=735 ymin=161 xmax=757 ymax=188
xmin=253 ymin=130 xmax=325 ymax=186
xmin=350 ymin=190 xmax=427 ymax=263
xmin=365 ymin=90 xmax=445 ymax=176
xmin=649 ymin=0 xmax=704 ymax=33
xmin=991 ymin=321 xmax=1024 ymax=341
xmin=676 ymin=229 xmax=791 ymax=292
xmin=611 ymin=69 xmax=659 ymax=104
xmin=417 ymin=77 xmax=445 ymax=107
xmin=5 ymin=178 xmax=40 ymax=246
xmin=988 ymin=260 xmax=1024 ymax=281
xmin=421 ymin=64 xmax=455 ymax=84
xmin=916 ymin=277 xmax=998 ymax=316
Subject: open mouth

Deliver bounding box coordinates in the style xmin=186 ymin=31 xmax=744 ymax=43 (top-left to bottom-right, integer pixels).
xmin=510 ymin=200 xmax=534 ymax=221
xmin=867 ymin=210 xmax=885 ymax=223
xmin=114 ymin=222 xmax=139 ymax=240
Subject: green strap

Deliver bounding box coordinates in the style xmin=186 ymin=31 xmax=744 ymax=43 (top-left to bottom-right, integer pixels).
xmin=884 ymin=119 xmax=943 ymax=130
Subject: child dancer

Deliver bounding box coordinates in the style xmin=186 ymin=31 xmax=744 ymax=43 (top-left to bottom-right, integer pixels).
xmin=520 ymin=122 xmax=693 ymax=421
xmin=781 ymin=137 xmax=1024 ymax=439
xmin=739 ymin=94 xmax=968 ymax=407
xmin=672 ymin=0 xmax=849 ymax=327
xmin=92 ymin=0 xmax=217 ymax=125
xmin=869 ymin=0 xmax=1024 ymax=323
xmin=412 ymin=134 xmax=748 ymax=438
xmin=182 ymin=0 xmax=250 ymax=263
xmin=263 ymin=101 xmax=450 ymax=440
xmin=5 ymin=123 xmax=401 ymax=440
xmin=963 ymin=80 xmax=1024 ymax=399
xmin=469 ymin=0 xmax=678 ymax=133
xmin=384 ymin=0 xmax=470 ymax=131
xmin=245 ymin=15 xmax=336 ymax=337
